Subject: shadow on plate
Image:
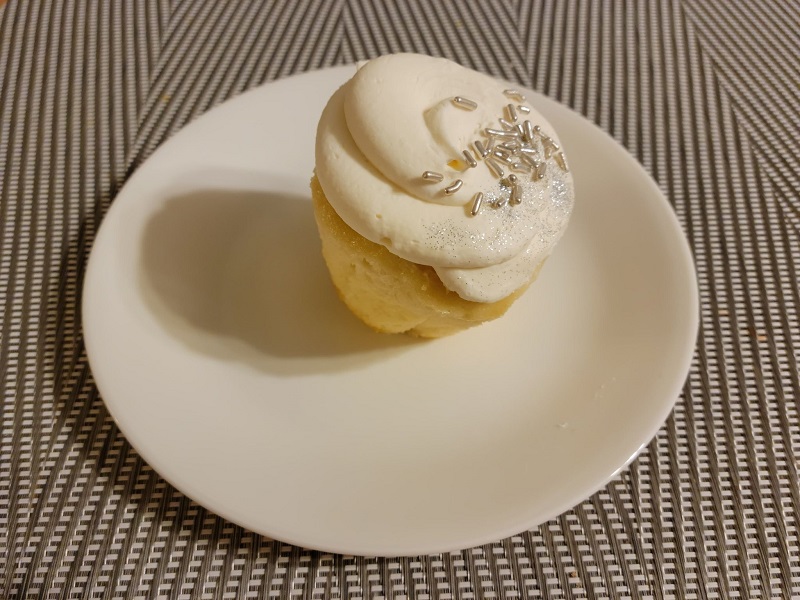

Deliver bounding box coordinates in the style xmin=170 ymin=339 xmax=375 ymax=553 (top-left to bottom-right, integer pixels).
xmin=138 ymin=187 xmax=418 ymax=375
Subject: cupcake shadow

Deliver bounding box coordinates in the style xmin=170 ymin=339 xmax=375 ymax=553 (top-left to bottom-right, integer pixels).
xmin=139 ymin=188 xmax=418 ymax=375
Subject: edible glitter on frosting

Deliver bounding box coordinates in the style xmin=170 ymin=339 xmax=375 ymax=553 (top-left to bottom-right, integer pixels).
xmin=315 ymin=53 xmax=575 ymax=303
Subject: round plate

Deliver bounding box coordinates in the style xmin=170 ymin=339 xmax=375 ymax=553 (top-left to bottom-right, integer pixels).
xmin=83 ymin=65 xmax=698 ymax=557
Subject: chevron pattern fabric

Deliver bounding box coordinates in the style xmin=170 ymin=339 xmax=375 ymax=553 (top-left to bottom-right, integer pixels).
xmin=1 ymin=1 xmax=798 ymax=598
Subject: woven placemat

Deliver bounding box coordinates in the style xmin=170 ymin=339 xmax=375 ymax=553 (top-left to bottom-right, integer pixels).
xmin=2 ymin=1 xmax=798 ymax=597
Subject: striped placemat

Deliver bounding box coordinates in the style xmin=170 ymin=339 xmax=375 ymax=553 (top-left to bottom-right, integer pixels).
xmin=2 ymin=1 xmax=798 ymax=597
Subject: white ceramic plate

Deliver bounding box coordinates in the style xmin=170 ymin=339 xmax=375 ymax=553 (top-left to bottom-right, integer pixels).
xmin=83 ymin=66 xmax=698 ymax=557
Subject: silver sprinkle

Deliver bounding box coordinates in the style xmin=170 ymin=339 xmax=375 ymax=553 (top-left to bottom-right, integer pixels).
xmin=510 ymin=182 xmax=522 ymax=205
xmin=542 ymin=137 xmax=559 ymax=159
xmin=523 ymin=120 xmax=535 ymax=143
xmin=452 ymin=96 xmax=478 ymax=110
xmin=518 ymin=105 xmax=531 ymax=114
xmin=533 ymin=125 xmax=542 ymax=135
xmin=535 ymin=161 xmax=547 ymax=180
xmin=554 ymin=151 xmax=569 ymax=171
xmin=499 ymin=141 xmax=521 ymax=152
xmin=494 ymin=146 xmax=513 ymax=158
xmin=506 ymin=104 xmax=518 ymax=123
xmin=499 ymin=118 xmax=515 ymax=130
xmin=473 ymin=140 xmax=489 ymax=158
xmin=519 ymin=146 xmax=538 ymax=156
xmin=511 ymin=162 xmax=532 ymax=173
xmin=485 ymin=128 xmax=520 ymax=139
xmin=470 ymin=192 xmax=484 ymax=216
xmin=462 ymin=150 xmax=478 ymax=168
xmin=492 ymin=150 xmax=513 ymax=165
xmin=516 ymin=124 xmax=526 ymax=139
xmin=504 ymin=89 xmax=526 ymax=102
xmin=422 ymin=171 xmax=444 ymax=182
xmin=485 ymin=157 xmax=504 ymax=178
xmin=519 ymin=153 xmax=539 ymax=168
xmin=444 ymin=179 xmax=463 ymax=194
xmin=495 ymin=193 xmax=509 ymax=208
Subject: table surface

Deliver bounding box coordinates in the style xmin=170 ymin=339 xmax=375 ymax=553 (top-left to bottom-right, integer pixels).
xmin=2 ymin=1 xmax=798 ymax=598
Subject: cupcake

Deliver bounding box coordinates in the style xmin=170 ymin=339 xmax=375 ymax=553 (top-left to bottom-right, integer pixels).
xmin=312 ymin=54 xmax=574 ymax=338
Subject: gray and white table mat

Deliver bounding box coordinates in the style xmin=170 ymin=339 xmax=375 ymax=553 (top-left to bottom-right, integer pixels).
xmin=2 ymin=0 xmax=798 ymax=597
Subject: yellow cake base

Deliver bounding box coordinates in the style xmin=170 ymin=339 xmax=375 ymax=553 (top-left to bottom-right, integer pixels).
xmin=311 ymin=176 xmax=540 ymax=338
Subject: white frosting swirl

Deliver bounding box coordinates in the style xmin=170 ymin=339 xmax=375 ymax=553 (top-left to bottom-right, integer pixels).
xmin=315 ymin=54 xmax=574 ymax=302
